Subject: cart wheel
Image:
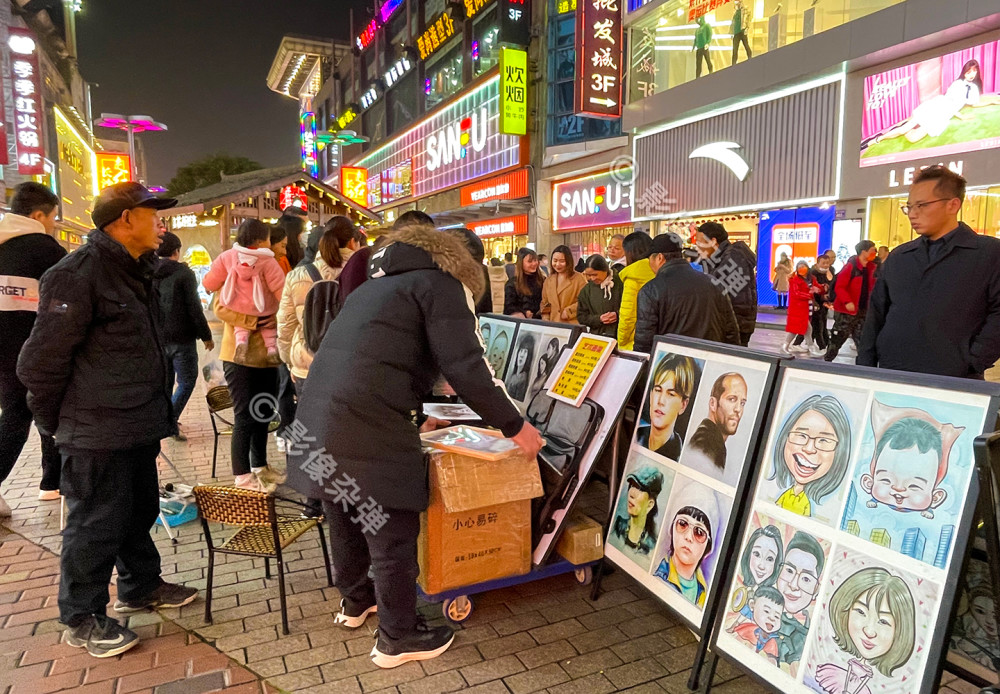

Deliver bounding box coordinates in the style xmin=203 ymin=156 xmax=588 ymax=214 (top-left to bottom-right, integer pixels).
xmin=575 ymin=566 xmax=593 ymax=586
xmin=443 ymin=595 xmax=474 ymax=623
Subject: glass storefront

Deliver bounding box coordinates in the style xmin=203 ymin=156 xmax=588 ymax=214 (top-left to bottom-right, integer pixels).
xmin=627 ymin=0 xmax=902 ymax=101
xmin=472 ymin=6 xmax=500 ymax=76
xmin=425 ymin=39 xmax=464 ymax=110
xmin=483 ymin=234 xmax=529 ymax=261
xmin=553 ymin=225 xmax=634 ymax=261
xmin=868 ymin=184 xmax=1000 ymax=249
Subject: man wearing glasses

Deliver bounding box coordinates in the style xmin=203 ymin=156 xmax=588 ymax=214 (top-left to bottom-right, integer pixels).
xmin=775 ymin=532 xmax=826 ymax=669
xmin=859 ymin=165 xmax=1000 ymax=378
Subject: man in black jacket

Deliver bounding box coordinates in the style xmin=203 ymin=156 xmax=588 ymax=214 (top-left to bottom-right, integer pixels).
xmin=634 ymin=233 xmax=741 ymax=353
xmin=0 ymin=183 xmax=66 ymax=515
xmin=695 ymin=222 xmax=758 ymax=346
xmin=859 ymin=166 xmax=1000 ymax=378
xmin=17 ymin=182 xmax=197 ymax=658
xmin=288 ymin=223 xmax=542 ymax=668
xmin=153 ymin=231 xmax=214 ymax=440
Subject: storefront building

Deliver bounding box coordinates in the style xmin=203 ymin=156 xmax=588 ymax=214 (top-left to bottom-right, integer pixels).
xmin=550 ymin=166 xmax=634 ymax=260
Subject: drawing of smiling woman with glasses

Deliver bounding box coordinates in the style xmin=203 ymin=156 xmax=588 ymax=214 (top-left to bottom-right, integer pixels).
xmin=769 ymin=394 xmax=853 ymax=518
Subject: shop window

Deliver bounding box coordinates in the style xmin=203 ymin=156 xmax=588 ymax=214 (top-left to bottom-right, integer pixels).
xmin=362 ymin=98 xmax=387 ymax=146
xmin=388 ymin=69 xmax=419 ymax=134
xmin=387 ymin=8 xmax=407 ymax=40
xmin=424 ymin=0 xmax=445 ymax=24
xmin=546 ymin=0 xmax=621 ymax=146
xmin=425 ymin=39 xmax=464 ymax=110
xmin=627 ymin=0 xmax=904 ymax=103
xmin=365 ymin=49 xmax=378 ymax=82
xmin=868 ymin=186 xmax=1000 ymax=250
xmin=472 ymin=6 xmax=500 ymax=77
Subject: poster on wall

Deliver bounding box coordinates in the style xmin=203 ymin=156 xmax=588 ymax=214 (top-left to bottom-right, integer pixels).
xmin=501 ymin=319 xmax=582 ymax=411
xmin=604 ymin=337 xmax=779 ymax=629
xmin=756 ymin=206 xmax=835 ymax=307
xmin=714 ymin=360 xmax=1000 ymax=694
xmin=860 ymin=39 xmax=1000 ymax=168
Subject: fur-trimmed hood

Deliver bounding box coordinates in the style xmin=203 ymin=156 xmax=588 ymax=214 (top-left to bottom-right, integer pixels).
xmin=370 ymin=225 xmax=485 ymax=298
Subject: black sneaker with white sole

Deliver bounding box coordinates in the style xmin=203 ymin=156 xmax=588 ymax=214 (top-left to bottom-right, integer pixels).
xmin=65 ymin=615 xmax=139 ymax=658
xmin=113 ymin=582 xmax=198 ymax=613
xmin=370 ymin=621 xmax=455 ymax=669
xmin=334 ymin=598 xmax=377 ymax=628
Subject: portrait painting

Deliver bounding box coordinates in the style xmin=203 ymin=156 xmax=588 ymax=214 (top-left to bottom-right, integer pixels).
xmin=635 ymin=352 xmax=705 ymax=463
xmin=503 ymin=322 xmax=575 ymax=410
xmin=478 ymin=316 xmax=516 ymax=380
xmin=948 ymin=555 xmax=999 ymax=680
xmin=606 ymin=452 xmax=675 ymax=573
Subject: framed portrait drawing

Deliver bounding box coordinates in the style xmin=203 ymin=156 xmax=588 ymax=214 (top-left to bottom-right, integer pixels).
xmin=501 ymin=319 xmax=582 ymax=411
xmin=604 ymin=336 xmax=780 ymax=631
xmin=478 ymin=314 xmax=520 ymax=383
xmin=713 ymin=360 xmax=1000 ymax=694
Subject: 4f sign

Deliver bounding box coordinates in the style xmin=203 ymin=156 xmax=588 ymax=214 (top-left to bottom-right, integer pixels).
xmin=689 ymin=142 xmax=751 ymax=181
xmin=499 ymin=48 xmax=527 ymax=136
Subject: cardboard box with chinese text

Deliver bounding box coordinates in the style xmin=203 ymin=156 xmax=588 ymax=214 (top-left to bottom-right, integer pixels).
xmin=555 ymin=513 xmax=604 ymax=565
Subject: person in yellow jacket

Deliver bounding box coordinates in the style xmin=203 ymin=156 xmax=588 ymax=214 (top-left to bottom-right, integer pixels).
xmin=617 ymin=232 xmax=656 ymax=350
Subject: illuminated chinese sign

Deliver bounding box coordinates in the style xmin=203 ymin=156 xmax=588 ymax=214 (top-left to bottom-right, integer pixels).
xmin=499 ymin=48 xmax=527 ymax=136
xmin=9 ymin=28 xmax=44 ymax=174
xmin=499 ymin=0 xmax=531 ymax=47
xmin=461 ymin=169 xmax=529 ymax=206
xmin=356 ymin=0 xmax=405 ymax=51
xmin=463 ymin=0 xmax=491 ymax=19
xmin=575 ymin=0 xmax=623 ymax=119
xmin=468 ymin=214 xmax=529 ymax=238
xmin=417 ymin=11 xmax=456 ymax=60
xmin=336 ymin=106 xmax=358 ymax=130
xmin=556 ymin=0 xmax=577 ymax=12
xmin=300 ymin=112 xmax=318 ymax=177
xmin=360 ymin=85 xmax=381 ymax=110
xmin=357 ymin=18 xmax=378 ymax=51
xmin=553 ymin=168 xmax=633 ymax=231
xmin=96 ymin=152 xmax=132 ymax=189
xmin=280 ymin=184 xmax=308 ymax=211
xmin=53 ymin=107 xmax=98 ymax=230
xmin=341 ymin=167 xmax=369 ymax=207
xmin=383 ymin=56 xmax=413 ymax=89
xmin=353 ymin=75 xmax=521 ymax=201
xmin=688 ymin=0 xmax=731 ymax=21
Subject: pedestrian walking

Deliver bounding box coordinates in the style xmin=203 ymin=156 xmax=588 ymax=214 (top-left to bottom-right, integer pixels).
xmin=153 ymin=231 xmax=214 ymax=441
xmin=634 ymin=234 xmax=740 ymax=352
xmin=503 ymin=251 xmax=516 ymax=279
xmin=772 ymin=253 xmax=791 ymax=308
xmin=695 ymin=222 xmax=758 ymax=346
xmin=504 ymin=248 xmax=543 ymax=319
xmin=617 ymin=232 xmax=655 ymax=351
xmin=273 ymin=209 xmax=305 ymax=269
xmin=287 ymin=222 xmax=543 ymax=668
xmin=577 ymin=255 xmax=623 ymax=338
xmin=824 ymin=240 xmax=877 ymax=362
xmin=809 ymin=252 xmax=834 ymax=354
xmin=859 ymin=166 xmax=1000 ymax=378
xmin=17 ymin=182 xmax=197 ymax=658
xmin=782 ymin=261 xmax=815 ymax=354
xmin=268 ymin=225 xmax=297 ymax=452
xmin=540 ymin=245 xmax=586 ymax=324
xmin=0 ymin=183 xmax=66 ymax=514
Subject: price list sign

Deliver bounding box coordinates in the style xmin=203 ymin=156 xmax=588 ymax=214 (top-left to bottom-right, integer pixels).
xmin=575 ymin=0 xmax=623 ymax=119
xmin=548 ymin=335 xmax=616 ymax=407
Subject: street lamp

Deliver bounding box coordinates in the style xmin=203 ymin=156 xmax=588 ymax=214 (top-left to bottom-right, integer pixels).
xmin=92 ymin=113 xmax=167 ymax=183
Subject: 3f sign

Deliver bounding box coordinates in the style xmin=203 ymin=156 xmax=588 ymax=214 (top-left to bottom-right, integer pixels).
xmin=508 ymin=8 xmax=522 ymax=19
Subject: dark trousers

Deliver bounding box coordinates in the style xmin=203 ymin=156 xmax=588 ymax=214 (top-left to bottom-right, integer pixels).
xmin=324 ymin=499 xmax=419 ymax=640
xmin=59 ymin=443 xmax=163 ymax=626
xmin=825 ymin=311 xmax=866 ymax=359
xmin=164 ymin=342 xmax=199 ymax=423
xmin=732 ymin=31 xmax=751 ymax=64
xmin=0 ymin=367 xmax=61 ymax=491
xmin=223 ymin=362 xmax=278 ymax=475
xmin=738 ymin=330 xmax=753 ymax=348
xmin=696 ymin=47 xmax=713 ymax=77
xmin=776 ymin=293 xmax=788 ymax=308
xmin=810 ymin=306 xmax=830 ymax=350
xmin=294 ymin=376 xmax=323 ymax=517
xmin=275 ymin=364 xmax=296 ymax=439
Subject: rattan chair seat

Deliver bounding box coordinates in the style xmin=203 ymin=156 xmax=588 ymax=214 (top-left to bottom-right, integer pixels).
xmin=219 ymin=518 xmax=319 ymax=555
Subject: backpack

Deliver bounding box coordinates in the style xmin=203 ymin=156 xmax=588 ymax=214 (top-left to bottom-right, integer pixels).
xmin=301 ymin=263 xmax=342 ymax=354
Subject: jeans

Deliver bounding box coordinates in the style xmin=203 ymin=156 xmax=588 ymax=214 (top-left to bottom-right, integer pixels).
xmin=732 ymin=31 xmax=751 ymax=64
xmin=696 ymin=47 xmax=713 ymax=77
xmin=324 ymin=499 xmax=419 ymax=640
xmin=0 ymin=367 xmax=61 ymax=491
xmin=223 ymin=362 xmax=278 ymax=475
xmin=59 ymin=443 xmax=163 ymax=626
xmin=164 ymin=342 xmax=199 ymax=423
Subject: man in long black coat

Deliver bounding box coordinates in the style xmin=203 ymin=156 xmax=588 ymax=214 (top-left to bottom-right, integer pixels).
xmin=288 ymin=222 xmax=543 ymax=669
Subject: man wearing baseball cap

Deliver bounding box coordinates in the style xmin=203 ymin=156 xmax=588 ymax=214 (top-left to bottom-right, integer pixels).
xmin=634 ymin=233 xmax=740 ymax=352
xmin=611 ymin=467 xmax=664 ymax=556
xmin=17 ymin=182 xmax=198 ymax=658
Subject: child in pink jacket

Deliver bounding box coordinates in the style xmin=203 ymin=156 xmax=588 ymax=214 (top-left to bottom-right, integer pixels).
xmin=202 ymin=220 xmax=285 ymax=365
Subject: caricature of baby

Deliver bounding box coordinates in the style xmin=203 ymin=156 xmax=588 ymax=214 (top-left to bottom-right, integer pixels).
xmin=860 ymin=400 xmax=964 ymax=519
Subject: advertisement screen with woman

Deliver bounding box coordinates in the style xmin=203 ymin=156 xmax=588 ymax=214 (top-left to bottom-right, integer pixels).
xmin=860 ymin=40 xmax=1000 ymax=167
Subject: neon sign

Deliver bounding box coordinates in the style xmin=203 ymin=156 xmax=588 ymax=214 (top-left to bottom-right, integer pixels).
xmin=417 ymin=11 xmax=456 ymax=61
xmin=280 ymin=184 xmax=308 ymax=211
xmin=383 ymin=56 xmax=413 ymax=89
xmin=300 ymin=112 xmax=318 ymax=177
xmin=336 ymin=106 xmax=358 ymax=130
xmin=357 ymin=18 xmax=378 ymax=51
xmin=341 ymin=167 xmax=369 ymax=207
xmin=575 ymin=0 xmax=623 ymax=119
xmin=356 ymin=0 xmax=405 ymax=52
xmin=360 ymin=85 xmax=380 ymax=110
xmin=499 ymin=0 xmax=531 ymax=47
xmin=8 ymin=28 xmax=44 ymax=174
xmin=463 ymin=0 xmax=491 ymax=19
xmin=96 ymin=152 xmax=132 ymax=189
xmin=553 ymin=168 xmax=633 ymax=231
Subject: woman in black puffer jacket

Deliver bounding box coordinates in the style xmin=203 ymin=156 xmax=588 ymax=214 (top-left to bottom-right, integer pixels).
xmin=503 ymin=247 xmax=543 ymax=318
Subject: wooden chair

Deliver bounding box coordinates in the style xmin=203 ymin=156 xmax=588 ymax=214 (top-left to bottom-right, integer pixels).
xmin=206 ymin=385 xmax=280 ymax=479
xmin=192 ymin=485 xmax=333 ymax=635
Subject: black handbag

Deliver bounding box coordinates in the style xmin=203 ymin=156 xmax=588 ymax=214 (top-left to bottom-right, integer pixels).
xmin=525 ymin=389 xmax=604 ymax=541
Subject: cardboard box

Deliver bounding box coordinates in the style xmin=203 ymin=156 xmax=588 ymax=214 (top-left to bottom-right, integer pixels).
xmin=418 ymin=447 xmax=543 ymax=594
xmin=555 ymin=513 xmax=604 ymax=565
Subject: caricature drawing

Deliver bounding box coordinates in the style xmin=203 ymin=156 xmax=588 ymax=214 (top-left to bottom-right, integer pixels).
xmin=731 ymin=585 xmax=785 ymax=665
xmin=486 ymin=329 xmax=510 ymax=377
xmin=810 ymin=567 xmax=916 ymax=694
xmin=860 ymin=400 xmax=964 ymax=519
xmin=951 ymin=583 xmax=1000 ymax=670
xmin=769 ymin=394 xmax=852 ymax=518
xmin=728 ymin=524 xmax=784 ymax=631
xmin=776 ymin=531 xmax=826 ymax=672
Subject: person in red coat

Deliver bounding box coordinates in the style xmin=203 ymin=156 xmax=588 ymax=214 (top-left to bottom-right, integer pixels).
xmin=824 ymin=240 xmax=877 ymax=361
xmin=782 ymin=261 xmax=815 ymax=354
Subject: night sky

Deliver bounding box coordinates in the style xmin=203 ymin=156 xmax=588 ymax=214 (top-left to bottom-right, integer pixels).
xmin=76 ymin=0 xmax=371 ymax=186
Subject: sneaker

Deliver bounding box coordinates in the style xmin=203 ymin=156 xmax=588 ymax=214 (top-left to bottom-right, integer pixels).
xmin=370 ymin=621 xmax=455 ymax=669
xmin=334 ymin=598 xmax=377 ymax=628
xmin=65 ymin=615 xmax=139 ymax=658
xmin=780 ymin=344 xmax=792 ymax=355
xmin=114 ymin=582 xmax=199 ymax=613
xmin=38 ymin=489 xmax=61 ymax=501
xmin=0 ymin=493 xmax=10 ymax=517
xmin=234 ymin=474 xmax=267 ymax=492
xmin=790 ymin=345 xmax=809 ymax=354
xmin=300 ymin=499 xmax=323 ymax=519
xmin=275 ymin=436 xmax=286 ymax=453
xmin=253 ymin=466 xmax=286 ymax=492
xmin=172 ymin=423 xmax=188 ymax=442
xmin=809 ymin=347 xmax=826 ymax=357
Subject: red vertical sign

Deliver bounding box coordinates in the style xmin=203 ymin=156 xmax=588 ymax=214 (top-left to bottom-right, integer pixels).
xmin=575 ymin=0 xmax=623 ymax=119
xmin=8 ymin=28 xmax=44 ymax=174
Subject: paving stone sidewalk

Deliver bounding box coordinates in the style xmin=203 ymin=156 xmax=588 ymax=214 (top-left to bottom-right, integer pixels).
xmin=0 ymin=332 xmax=989 ymax=693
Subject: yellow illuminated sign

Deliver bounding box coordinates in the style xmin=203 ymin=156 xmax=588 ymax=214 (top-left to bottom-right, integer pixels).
xmin=53 ymin=106 xmax=97 ymax=231
xmin=416 ymin=11 xmax=456 ymax=60
xmin=96 ymin=152 xmax=132 ymax=189
xmin=499 ymin=47 xmax=527 ymax=136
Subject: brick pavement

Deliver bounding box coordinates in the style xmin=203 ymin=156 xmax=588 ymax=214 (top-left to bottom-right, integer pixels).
xmin=0 ymin=331 xmax=990 ymax=693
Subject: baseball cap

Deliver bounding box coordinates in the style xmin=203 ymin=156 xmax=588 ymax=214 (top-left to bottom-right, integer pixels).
xmin=626 ymin=467 xmax=664 ymax=498
xmin=91 ymin=182 xmax=178 ymax=231
xmin=650 ymin=233 xmax=682 ymax=255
